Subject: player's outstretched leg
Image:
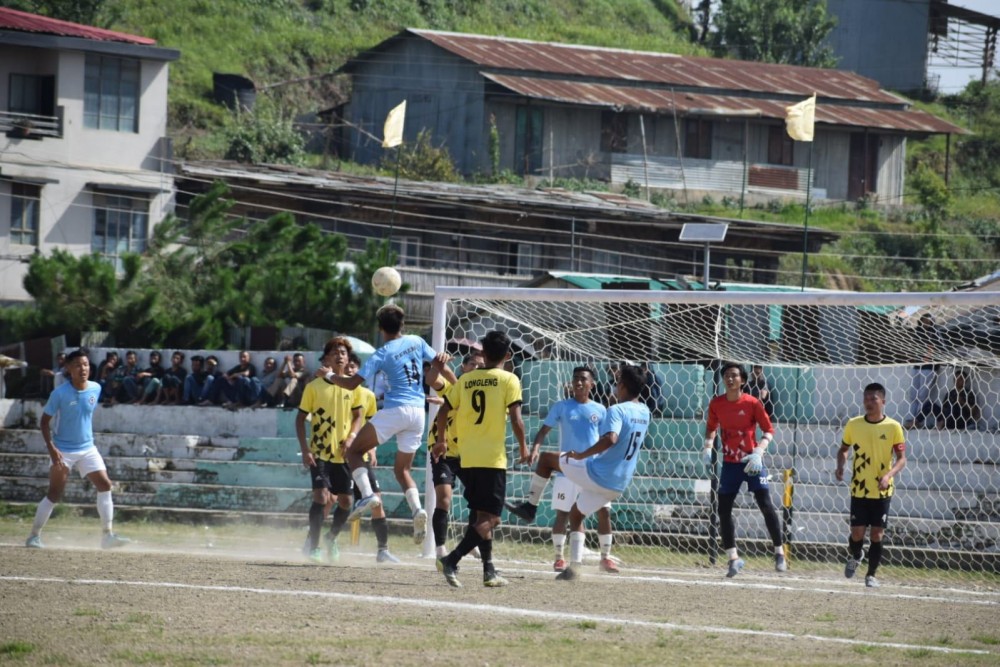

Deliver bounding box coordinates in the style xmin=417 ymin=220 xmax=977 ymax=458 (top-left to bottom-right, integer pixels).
xmin=506 ymin=452 xmax=562 ymax=523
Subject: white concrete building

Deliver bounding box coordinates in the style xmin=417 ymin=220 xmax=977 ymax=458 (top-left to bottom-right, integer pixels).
xmin=0 ymin=8 xmax=179 ymax=302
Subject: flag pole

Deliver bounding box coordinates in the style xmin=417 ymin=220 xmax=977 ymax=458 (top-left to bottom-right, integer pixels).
xmin=381 ymin=100 xmax=407 ymax=265
xmin=800 ymin=140 xmax=813 ymax=291
xmin=387 ymin=146 xmax=402 ymax=264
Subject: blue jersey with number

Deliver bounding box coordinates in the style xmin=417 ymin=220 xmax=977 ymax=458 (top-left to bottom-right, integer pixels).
xmin=359 ymin=335 xmax=436 ymax=409
xmin=42 ymin=381 xmax=101 ymax=453
xmin=544 ymin=399 xmax=606 ymax=455
xmin=586 ymin=400 xmax=650 ymax=493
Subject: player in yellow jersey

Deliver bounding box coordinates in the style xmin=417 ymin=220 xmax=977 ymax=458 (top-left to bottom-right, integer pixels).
xmin=426 ymin=351 xmax=485 ymax=558
xmin=434 ymin=331 xmax=529 ymax=588
xmin=345 ymin=352 xmax=399 ymax=563
xmin=296 ymin=337 xmax=364 ymax=563
xmin=836 ymin=382 xmax=907 ymax=588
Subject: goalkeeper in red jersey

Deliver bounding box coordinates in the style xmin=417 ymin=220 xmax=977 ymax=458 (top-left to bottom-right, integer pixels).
xmin=702 ymin=361 xmax=786 ymax=577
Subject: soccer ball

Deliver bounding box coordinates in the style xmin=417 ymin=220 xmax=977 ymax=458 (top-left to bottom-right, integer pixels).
xmin=372 ymin=266 xmax=402 ymax=297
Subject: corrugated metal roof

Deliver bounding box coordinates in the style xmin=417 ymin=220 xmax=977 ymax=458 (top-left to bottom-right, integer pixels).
xmin=412 ymin=28 xmax=904 ymax=105
xmin=482 ymin=73 xmax=965 ymax=134
xmin=0 ymin=7 xmax=156 ymax=45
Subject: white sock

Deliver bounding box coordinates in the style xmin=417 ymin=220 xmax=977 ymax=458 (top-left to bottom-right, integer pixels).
xmin=726 ymin=547 xmax=739 ymax=561
xmin=569 ymin=531 xmax=585 ymax=565
xmin=96 ymin=491 xmax=114 ymax=533
xmin=775 ymin=546 xmax=785 ymax=556
xmin=352 ymin=468 xmax=373 ymax=498
xmin=404 ymin=487 xmax=422 ymax=514
xmin=436 ymin=544 xmax=447 ymax=558
xmin=553 ymin=532 xmax=566 ymax=558
xmin=527 ymin=474 xmax=548 ymax=505
xmin=599 ymin=533 xmax=613 ymax=559
xmin=31 ymin=497 xmax=55 ymax=536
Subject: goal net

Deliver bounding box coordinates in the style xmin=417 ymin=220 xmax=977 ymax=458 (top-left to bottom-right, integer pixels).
xmin=427 ymin=286 xmax=1000 ymax=572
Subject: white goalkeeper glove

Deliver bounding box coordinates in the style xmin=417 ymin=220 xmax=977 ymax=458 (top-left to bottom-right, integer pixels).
xmin=702 ymin=448 xmax=713 ymax=466
xmin=743 ymin=451 xmax=763 ymax=475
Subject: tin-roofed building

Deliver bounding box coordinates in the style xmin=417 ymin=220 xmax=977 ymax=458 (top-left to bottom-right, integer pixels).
xmin=336 ymin=28 xmax=964 ymax=206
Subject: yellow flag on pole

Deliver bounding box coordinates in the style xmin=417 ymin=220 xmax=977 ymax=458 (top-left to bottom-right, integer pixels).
xmin=785 ymin=95 xmax=816 ymax=142
xmin=382 ymin=100 xmax=406 ymax=148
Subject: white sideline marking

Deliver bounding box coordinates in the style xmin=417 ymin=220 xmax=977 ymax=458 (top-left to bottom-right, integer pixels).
xmin=1 ymin=575 xmax=991 ymax=656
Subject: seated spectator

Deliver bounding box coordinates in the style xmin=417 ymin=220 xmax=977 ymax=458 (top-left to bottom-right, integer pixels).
xmin=159 ymin=351 xmax=188 ymax=404
xmin=94 ymin=351 xmax=119 ymax=403
xmin=196 ymin=355 xmax=224 ymax=406
xmin=638 ymin=361 xmax=666 ymax=417
xmin=105 ymin=350 xmax=139 ymax=406
xmin=183 ymin=355 xmax=210 ymax=405
xmin=936 ymin=369 xmax=982 ymax=430
xmin=133 ymin=351 xmax=166 ymax=404
xmin=202 ymin=350 xmax=259 ymax=409
xmin=747 ymin=364 xmax=775 ymax=418
xmin=40 ymin=352 xmax=67 ymax=395
xmin=280 ymin=353 xmax=309 ymax=408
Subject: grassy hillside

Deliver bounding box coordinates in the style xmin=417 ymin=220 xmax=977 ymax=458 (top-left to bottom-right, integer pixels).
xmin=111 ymin=0 xmax=699 ymax=136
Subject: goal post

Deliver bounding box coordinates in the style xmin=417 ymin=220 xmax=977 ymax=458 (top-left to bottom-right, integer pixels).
xmin=426 ymin=286 xmax=1000 ymax=572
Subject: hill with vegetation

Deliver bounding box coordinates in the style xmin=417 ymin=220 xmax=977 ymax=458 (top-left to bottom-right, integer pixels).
xmin=9 ymin=0 xmax=1000 ymax=296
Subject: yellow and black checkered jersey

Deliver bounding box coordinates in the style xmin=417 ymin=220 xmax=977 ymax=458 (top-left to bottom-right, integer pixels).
xmin=427 ymin=377 xmax=460 ymax=458
xmin=442 ymin=367 xmax=522 ymax=470
xmin=841 ymin=415 xmax=905 ymax=499
xmin=299 ymin=377 xmax=362 ymax=463
xmin=356 ymin=386 xmax=377 ymax=424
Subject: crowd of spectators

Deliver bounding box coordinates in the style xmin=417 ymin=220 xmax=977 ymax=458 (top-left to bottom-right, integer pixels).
xmin=48 ymin=349 xmax=313 ymax=410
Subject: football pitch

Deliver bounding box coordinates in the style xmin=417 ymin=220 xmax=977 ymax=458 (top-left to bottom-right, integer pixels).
xmin=1 ymin=516 xmax=997 ymax=666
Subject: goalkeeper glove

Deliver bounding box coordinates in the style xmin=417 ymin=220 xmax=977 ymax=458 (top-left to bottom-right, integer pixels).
xmin=743 ymin=451 xmax=763 ymax=475
xmin=702 ymin=448 xmax=713 ymax=466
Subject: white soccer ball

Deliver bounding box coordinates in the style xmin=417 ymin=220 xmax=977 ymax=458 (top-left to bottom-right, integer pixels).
xmin=372 ymin=266 xmax=402 ymax=297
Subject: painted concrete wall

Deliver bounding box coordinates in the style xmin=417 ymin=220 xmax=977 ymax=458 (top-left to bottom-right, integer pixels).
xmin=0 ymin=44 xmax=174 ymax=302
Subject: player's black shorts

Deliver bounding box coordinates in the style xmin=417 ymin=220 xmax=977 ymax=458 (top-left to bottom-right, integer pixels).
xmin=351 ymin=462 xmax=381 ymax=501
xmin=432 ymin=455 xmax=463 ymax=488
xmin=462 ymin=467 xmax=507 ymax=516
xmin=311 ymin=460 xmax=353 ymax=495
xmin=849 ymin=496 xmax=892 ymax=528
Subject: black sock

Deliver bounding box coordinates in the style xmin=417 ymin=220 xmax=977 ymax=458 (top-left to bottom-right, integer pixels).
xmin=372 ymin=517 xmax=389 ymax=551
xmin=329 ymin=505 xmax=350 ymax=540
xmin=848 ymin=537 xmax=864 ymax=560
xmin=867 ymin=541 xmax=884 ymax=576
xmin=433 ymin=508 xmax=449 ymax=548
xmin=308 ymin=502 xmax=324 ymax=551
xmin=448 ymin=524 xmax=482 ymax=565
xmin=480 ymin=538 xmax=493 ymax=573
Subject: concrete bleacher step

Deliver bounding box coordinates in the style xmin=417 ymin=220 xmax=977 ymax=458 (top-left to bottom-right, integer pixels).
xmin=1 ymin=429 xmax=241 ymax=460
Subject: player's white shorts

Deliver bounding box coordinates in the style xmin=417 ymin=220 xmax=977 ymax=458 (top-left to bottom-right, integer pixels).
xmin=57 ymin=445 xmax=107 ymax=478
xmin=369 ymin=405 xmax=425 ymax=454
xmin=550 ymin=474 xmax=580 ymax=513
xmin=559 ymin=457 xmax=616 ymax=516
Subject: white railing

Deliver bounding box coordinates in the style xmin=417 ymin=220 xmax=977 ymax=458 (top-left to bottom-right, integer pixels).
xmin=0 ymin=110 xmax=62 ymax=139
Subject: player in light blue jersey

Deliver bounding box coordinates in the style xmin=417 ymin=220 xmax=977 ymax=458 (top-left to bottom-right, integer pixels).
xmin=507 ymin=367 xmax=619 ymax=572
xmin=506 ymin=364 xmax=650 ymax=579
xmin=26 ymin=348 xmax=129 ymax=550
xmin=319 ymin=305 xmax=455 ymax=542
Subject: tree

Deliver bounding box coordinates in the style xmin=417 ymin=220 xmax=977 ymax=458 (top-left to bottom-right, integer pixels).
xmin=11 ymin=184 xmax=396 ymax=348
xmin=711 ymin=0 xmax=838 ymax=68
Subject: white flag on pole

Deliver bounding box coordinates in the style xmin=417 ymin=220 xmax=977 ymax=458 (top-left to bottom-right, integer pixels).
xmin=785 ymin=95 xmax=816 ymax=142
xmin=382 ymin=100 xmax=406 ymax=148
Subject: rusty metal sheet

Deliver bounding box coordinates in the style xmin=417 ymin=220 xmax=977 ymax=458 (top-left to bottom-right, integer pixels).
xmin=482 ymin=72 xmax=965 ymax=134
xmin=415 ymin=28 xmax=904 ymax=105
xmin=0 ymin=6 xmax=156 ymax=45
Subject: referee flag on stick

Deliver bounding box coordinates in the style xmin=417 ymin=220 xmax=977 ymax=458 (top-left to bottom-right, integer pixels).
xmin=785 ymin=95 xmax=816 ymax=142
xmin=382 ymin=100 xmax=406 ymax=148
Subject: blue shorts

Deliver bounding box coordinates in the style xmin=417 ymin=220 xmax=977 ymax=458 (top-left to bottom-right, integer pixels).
xmin=719 ymin=461 xmax=770 ymax=495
